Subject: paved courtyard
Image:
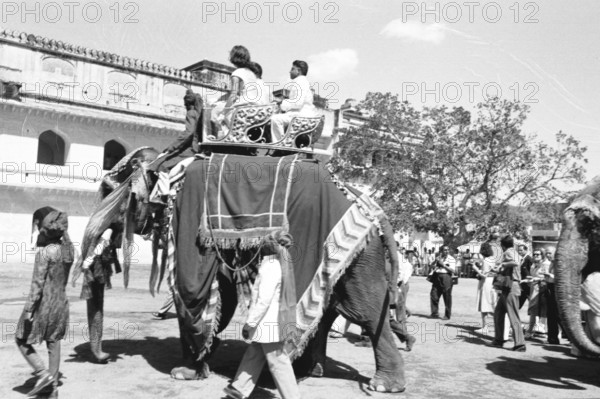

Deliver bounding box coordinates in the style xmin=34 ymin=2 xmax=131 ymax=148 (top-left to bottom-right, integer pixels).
xmin=1 ymin=262 xmax=599 ymax=399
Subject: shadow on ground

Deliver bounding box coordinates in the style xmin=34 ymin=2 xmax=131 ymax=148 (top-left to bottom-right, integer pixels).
xmin=12 ymin=373 xmax=64 ymax=398
xmin=209 ymin=339 xmax=369 ymax=386
xmin=66 ymin=337 xmax=366 ymax=397
xmin=67 ymin=337 xmax=182 ymax=374
xmin=487 ymin=355 xmax=600 ymax=390
xmin=445 ymin=322 xmax=491 ymax=346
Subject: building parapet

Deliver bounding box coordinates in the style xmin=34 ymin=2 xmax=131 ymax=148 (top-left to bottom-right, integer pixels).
xmin=0 ymin=27 xmax=232 ymax=90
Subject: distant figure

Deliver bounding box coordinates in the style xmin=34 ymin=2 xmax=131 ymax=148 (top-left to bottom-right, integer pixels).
xmin=525 ymin=249 xmax=548 ymax=338
xmin=517 ymin=244 xmax=533 ymax=309
xmin=429 ymin=245 xmax=456 ymax=320
xmin=544 ymin=248 xmax=563 ymax=345
xmin=472 ymin=249 xmax=498 ymax=333
xmin=15 ymin=207 xmax=74 ymax=398
xmin=271 ymin=60 xmax=317 ymax=141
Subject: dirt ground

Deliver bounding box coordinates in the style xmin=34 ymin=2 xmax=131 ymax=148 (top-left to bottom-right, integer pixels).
xmin=1 ymin=262 xmax=600 ymax=399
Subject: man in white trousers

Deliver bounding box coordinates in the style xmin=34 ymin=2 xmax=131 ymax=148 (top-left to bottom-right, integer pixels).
xmin=224 ymin=231 xmax=301 ymax=399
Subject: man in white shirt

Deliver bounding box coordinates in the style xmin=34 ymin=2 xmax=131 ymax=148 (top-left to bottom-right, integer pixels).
xmin=429 ymin=245 xmax=456 ymax=320
xmin=389 ymin=251 xmax=416 ymax=351
xmin=271 ymin=60 xmax=317 ymax=142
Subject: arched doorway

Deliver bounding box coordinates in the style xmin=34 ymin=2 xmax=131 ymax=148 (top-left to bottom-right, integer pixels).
xmin=103 ymin=140 xmax=127 ymax=170
xmin=37 ymin=130 xmax=66 ymax=165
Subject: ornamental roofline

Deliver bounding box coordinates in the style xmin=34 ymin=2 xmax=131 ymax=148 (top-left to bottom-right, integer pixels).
xmin=0 ymin=26 xmax=230 ymax=91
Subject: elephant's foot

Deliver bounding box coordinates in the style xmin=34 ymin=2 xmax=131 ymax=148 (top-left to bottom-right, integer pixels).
xmin=170 ymin=362 xmax=210 ymax=380
xmin=89 ymin=334 xmax=109 ymax=363
xmin=91 ymin=348 xmax=110 ymax=364
xmin=368 ymin=374 xmax=406 ymax=393
xmin=309 ymin=362 xmax=324 ymax=378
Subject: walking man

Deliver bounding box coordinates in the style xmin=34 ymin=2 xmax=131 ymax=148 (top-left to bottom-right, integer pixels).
xmin=429 ymin=245 xmax=456 ymax=320
xmin=490 ymin=235 xmax=526 ymax=351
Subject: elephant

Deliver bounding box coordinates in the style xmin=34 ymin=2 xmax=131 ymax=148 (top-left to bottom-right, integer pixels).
xmin=78 ymin=148 xmax=406 ymax=392
xmin=555 ymin=175 xmax=600 ymax=357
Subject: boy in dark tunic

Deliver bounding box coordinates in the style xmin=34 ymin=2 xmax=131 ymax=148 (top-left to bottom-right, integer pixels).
xmin=15 ymin=207 xmax=74 ymax=398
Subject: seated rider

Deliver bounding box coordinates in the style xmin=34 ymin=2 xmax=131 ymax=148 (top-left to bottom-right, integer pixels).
xmin=148 ymin=89 xmax=203 ymax=205
xmin=271 ymin=60 xmax=318 ymax=142
xmin=252 ymin=62 xmax=272 ymax=106
xmin=209 ymin=45 xmax=268 ymax=137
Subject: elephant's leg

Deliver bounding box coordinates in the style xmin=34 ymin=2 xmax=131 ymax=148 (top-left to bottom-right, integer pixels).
xmin=335 ymin=239 xmax=406 ymax=393
xmin=293 ymin=305 xmax=339 ymax=378
xmin=87 ymin=282 xmax=109 ymax=363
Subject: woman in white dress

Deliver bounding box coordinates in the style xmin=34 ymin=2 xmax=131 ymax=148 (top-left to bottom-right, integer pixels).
xmin=210 ymin=46 xmax=269 ymax=137
xmin=525 ymin=250 xmax=549 ymax=338
xmin=473 ymin=256 xmax=498 ymax=332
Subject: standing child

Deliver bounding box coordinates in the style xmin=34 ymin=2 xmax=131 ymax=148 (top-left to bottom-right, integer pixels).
xmin=15 ymin=207 xmax=74 ymax=398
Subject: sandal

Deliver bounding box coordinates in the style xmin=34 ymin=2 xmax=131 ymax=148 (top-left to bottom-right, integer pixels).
xmin=170 ymin=367 xmax=199 ymax=380
xmin=328 ymin=331 xmax=344 ymax=338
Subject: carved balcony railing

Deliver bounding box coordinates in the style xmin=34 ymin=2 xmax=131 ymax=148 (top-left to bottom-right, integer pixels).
xmin=202 ymin=103 xmax=325 ymax=153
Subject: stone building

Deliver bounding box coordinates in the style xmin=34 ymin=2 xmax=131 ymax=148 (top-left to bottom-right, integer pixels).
xmin=0 ymin=27 xmax=336 ymax=263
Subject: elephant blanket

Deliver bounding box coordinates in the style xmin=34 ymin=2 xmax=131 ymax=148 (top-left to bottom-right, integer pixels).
xmin=169 ymin=154 xmax=382 ymax=361
xmin=199 ymin=153 xmax=297 ymax=247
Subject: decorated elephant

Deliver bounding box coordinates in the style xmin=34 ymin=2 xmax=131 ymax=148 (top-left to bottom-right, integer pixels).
xmin=78 ymin=148 xmax=406 ymax=392
xmin=555 ymin=176 xmax=600 ymax=357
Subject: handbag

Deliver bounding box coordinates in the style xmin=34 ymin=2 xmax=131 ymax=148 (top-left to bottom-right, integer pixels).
xmin=426 ymin=272 xmax=434 ymax=283
xmin=492 ymin=273 xmax=512 ymax=292
xmin=452 ymin=275 xmax=459 ymax=285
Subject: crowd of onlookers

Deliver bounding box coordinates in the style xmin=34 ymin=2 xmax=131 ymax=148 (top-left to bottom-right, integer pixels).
xmin=397 ymin=232 xmax=564 ymax=352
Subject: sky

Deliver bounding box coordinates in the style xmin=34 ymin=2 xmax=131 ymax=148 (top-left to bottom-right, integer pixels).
xmin=2 ymin=0 xmax=600 ymax=181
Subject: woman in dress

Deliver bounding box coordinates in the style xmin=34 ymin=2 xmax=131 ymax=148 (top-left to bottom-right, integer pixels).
xmin=210 ymin=46 xmax=268 ymax=137
xmin=15 ymin=207 xmax=74 ymax=398
xmin=525 ymin=249 xmax=549 ymax=338
xmin=472 ymin=257 xmax=498 ymax=332
xmin=473 ymin=232 xmax=502 ymax=333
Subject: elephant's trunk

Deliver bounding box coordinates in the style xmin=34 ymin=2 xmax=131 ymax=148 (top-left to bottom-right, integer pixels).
xmin=556 ymin=200 xmax=600 ymax=356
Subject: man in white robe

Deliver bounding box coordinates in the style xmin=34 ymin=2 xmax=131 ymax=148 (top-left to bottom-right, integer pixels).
xmin=271 ymin=60 xmax=317 ymax=142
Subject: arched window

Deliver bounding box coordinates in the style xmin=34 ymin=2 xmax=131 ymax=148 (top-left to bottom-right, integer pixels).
xmin=103 ymin=140 xmax=126 ymax=170
xmin=107 ymin=71 xmax=138 ymax=105
xmin=37 ymin=130 xmax=66 ymax=165
xmin=41 ymin=57 xmax=75 ymax=83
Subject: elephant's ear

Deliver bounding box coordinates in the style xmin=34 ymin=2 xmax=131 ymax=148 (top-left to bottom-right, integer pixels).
xmin=122 ymin=189 xmax=137 ymax=289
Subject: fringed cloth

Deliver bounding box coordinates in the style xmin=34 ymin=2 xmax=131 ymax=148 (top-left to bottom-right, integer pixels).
xmin=199 ymin=153 xmax=297 ymax=249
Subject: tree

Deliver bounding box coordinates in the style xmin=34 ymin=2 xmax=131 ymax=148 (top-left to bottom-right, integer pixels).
xmin=330 ymin=93 xmax=588 ymax=248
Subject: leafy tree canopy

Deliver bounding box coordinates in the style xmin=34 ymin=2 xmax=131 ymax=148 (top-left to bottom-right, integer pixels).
xmin=330 ymin=93 xmax=588 ymax=248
